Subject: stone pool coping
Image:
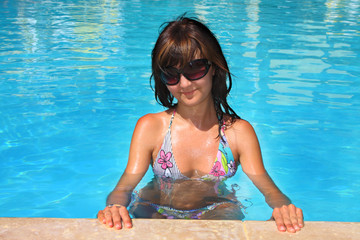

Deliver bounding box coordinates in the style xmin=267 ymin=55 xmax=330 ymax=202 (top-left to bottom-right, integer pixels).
xmin=0 ymin=218 xmax=359 ymax=240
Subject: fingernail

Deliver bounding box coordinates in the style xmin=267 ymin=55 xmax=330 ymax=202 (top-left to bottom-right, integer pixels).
xmin=126 ymin=223 xmax=132 ymax=228
xmin=116 ymin=224 xmax=121 ymax=229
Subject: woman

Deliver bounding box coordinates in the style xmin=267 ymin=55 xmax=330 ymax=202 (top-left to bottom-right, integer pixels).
xmin=97 ymin=16 xmax=304 ymax=233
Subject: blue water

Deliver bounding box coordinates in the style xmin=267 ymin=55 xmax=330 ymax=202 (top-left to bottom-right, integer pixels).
xmin=0 ymin=0 xmax=359 ymax=221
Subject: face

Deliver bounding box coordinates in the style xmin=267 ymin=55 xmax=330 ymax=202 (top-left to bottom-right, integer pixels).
xmin=164 ymin=59 xmax=215 ymax=107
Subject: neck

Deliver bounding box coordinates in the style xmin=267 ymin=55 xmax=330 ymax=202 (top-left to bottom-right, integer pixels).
xmin=175 ymin=99 xmax=218 ymax=130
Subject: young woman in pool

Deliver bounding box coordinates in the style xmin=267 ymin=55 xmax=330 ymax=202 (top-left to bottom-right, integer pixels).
xmin=97 ymin=16 xmax=304 ymax=233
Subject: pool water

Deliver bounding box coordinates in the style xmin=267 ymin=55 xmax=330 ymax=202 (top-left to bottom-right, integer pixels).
xmin=0 ymin=0 xmax=359 ymax=221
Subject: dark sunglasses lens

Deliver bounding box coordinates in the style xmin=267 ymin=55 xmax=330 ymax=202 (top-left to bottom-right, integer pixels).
xmin=161 ymin=71 xmax=179 ymax=85
xmin=184 ymin=60 xmax=208 ymax=80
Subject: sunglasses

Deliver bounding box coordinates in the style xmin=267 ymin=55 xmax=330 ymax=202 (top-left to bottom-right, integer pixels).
xmin=160 ymin=59 xmax=212 ymax=85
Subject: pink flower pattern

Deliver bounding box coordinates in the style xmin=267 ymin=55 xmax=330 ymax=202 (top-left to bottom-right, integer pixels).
xmin=158 ymin=150 xmax=173 ymax=170
xmin=210 ymin=161 xmax=225 ymax=177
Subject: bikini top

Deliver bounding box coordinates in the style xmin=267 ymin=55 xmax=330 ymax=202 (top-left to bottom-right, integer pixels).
xmin=152 ymin=111 xmax=238 ymax=182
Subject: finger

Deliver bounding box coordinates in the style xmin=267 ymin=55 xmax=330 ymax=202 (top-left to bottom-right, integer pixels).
xmin=119 ymin=207 xmax=132 ymax=228
xmin=296 ymin=207 xmax=304 ymax=228
xmin=110 ymin=207 xmax=122 ymax=230
xmin=272 ymin=208 xmax=286 ymax=232
xmin=280 ymin=205 xmax=295 ymax=233
xmin=97 ymin=210 xmax=106 ymax=224
xmin=288 ymin=204 xmax=301 ymax=231
xmin=104 ymin=208 xmax=114 ymax=228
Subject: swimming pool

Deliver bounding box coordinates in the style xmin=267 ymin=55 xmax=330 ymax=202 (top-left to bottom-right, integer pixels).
xmin=0 ymin=0 xmax=359 ymax=222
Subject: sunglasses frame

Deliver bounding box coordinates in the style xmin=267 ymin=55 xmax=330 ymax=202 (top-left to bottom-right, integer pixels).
xmin=160 ymin=58 xmax=212 ymax=86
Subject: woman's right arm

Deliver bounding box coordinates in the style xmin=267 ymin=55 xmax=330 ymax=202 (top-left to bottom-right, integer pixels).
xmin=97 ymin=114 xmax=160 ymax=230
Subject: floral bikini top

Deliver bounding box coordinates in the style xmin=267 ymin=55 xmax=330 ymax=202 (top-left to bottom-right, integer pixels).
xmin=152 ymin=111 xmax=238 ymax=183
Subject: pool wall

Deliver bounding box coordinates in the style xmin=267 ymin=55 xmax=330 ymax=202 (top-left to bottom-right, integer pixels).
xmin=0 ymin=218 xmax=359 ymax=240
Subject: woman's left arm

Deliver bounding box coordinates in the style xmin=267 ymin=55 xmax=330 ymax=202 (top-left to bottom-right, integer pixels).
xmin=230 ymin=120 xmax=304 ymax=233
xmin=246 ymin=171 xmax=304 ymax=233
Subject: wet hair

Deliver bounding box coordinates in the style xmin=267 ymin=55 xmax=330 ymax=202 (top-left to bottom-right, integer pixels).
xmin=150 ymin=15 xmax=240 ymax=131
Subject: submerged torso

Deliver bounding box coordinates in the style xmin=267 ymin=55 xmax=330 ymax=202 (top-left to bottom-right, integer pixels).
xmin=142 ymin=110 xmax=239 ymax=210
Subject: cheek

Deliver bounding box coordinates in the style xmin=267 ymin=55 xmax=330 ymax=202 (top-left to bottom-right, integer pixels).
xmin=205 ymin=74 xmax=214 ymax=89
xmin=166 ymin=85 xmax=177 ymax=96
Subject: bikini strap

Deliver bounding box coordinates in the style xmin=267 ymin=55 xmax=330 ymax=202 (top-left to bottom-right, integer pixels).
xmin=221 ymin=118 xmax=225 ymax=128
xmin=220 ymin=119 xmax=227 ymax=137
xmin=168 ymin=109 xmax=176 ymax=130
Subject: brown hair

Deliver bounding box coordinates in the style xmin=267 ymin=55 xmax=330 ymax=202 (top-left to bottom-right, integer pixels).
xmin=150 ymin=15 xmax=240 ymax=128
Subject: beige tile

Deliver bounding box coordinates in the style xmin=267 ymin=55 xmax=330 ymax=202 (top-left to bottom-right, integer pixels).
xmin=1 ymin=218 xmax=359 ymax=240
xmin=0 ymin=218 xmax=246 ymax=240
xmin=244 ymin=220 xmax=360 ymax=240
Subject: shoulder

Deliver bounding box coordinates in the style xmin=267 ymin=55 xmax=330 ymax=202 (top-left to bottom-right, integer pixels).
xmin=133 ymin=109 xmax=173 ymax=141
xmin=136 ymin=110 xmax=172 ymax=129
xmin=230 ymin=119 xmax=258 ymax=142
xmin=224 ymin=116 xmax=256 ymax=136
xmin=224 ymin=118 xmax=260 ymax=155
xmin=230 ymin=119 xmax=265 ymax=174
xmin=231 ymin=118 xmax=256 ymax=134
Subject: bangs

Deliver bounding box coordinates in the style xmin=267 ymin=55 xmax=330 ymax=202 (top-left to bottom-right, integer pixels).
xmin=157 ymin=36 xmax=206 ymax=69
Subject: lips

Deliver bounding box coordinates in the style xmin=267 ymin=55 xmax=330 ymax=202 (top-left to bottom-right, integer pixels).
xmin=182 ymin=90 xmax=196 ymax=96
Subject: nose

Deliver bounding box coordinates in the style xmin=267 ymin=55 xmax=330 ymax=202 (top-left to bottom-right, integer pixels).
xmin=178 ymin=74 xmax=192 ymax=88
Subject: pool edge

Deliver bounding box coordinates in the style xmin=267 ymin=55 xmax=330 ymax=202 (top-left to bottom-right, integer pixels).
xmin=0 ymin=217 xmax=359 ymax=239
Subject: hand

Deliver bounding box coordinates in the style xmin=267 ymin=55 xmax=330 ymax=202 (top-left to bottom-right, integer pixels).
xmin=97 ymin=204 xmax=132 ymax=230
xmin=271 ymin=204 xmax=304 ymax=233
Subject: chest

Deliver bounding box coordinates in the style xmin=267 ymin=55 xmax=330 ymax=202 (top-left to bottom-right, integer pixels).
xmin=170 ymin=127 xmax=220 ymax=176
